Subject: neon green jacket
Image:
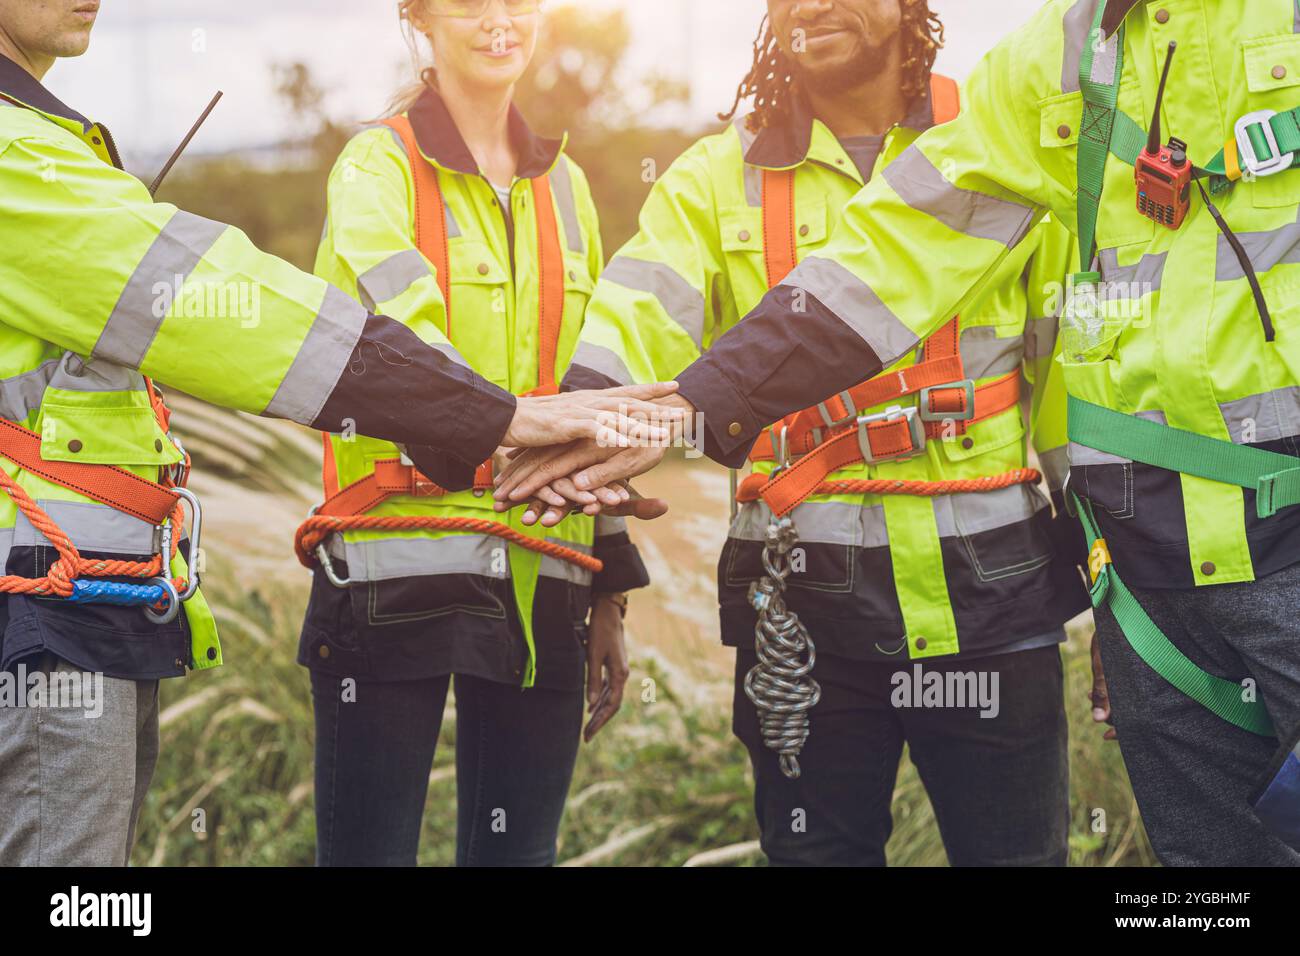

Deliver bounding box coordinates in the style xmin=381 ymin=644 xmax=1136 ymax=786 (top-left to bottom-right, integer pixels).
xmin=567 ymin=83 xmax=1086 ymax=660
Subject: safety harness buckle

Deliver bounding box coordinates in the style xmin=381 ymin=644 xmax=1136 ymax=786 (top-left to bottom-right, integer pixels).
xmin=1235 ymin=110 xmax=1295 ymax=178
xmin=817 ymin=390 xmax=858 ymax=430
xmin=918 ymin=380 xmax=977 ymax=423
xmin=856 ymin=405 xmax=926 ymax=465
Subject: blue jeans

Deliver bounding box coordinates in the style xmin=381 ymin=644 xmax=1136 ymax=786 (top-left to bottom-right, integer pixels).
xmin=311 ymin=670 xmax=582 ymax=866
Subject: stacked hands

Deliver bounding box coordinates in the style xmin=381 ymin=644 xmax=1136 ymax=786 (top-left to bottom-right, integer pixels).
xmin=495 ymin=381 xmax=696 ymax=526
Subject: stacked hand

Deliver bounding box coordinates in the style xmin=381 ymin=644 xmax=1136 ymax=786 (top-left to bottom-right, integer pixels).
xmin=494 ymin=392 xmax=697 ymax=526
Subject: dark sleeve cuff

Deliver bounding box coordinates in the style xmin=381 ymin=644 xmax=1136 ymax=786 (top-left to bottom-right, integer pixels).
xmin=311 ymin=314 xmax=516 ymax=464
xmin=403 ymin=446 xmax=478 ymax=493
xmin=561 ymin=364 xmax=620 ymax=393
xmin=591 ymin=527 xmax=651 ymax=593
xmin=674 ymin=285 xmax=886 ymax=468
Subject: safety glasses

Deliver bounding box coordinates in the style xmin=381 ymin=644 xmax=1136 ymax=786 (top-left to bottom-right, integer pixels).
xmin=428 ymin=0 xmax=542 ymax=18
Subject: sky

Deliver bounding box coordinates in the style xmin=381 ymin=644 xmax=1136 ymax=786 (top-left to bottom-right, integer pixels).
xmin=40 ymin=0 xmax=1051 ymax=167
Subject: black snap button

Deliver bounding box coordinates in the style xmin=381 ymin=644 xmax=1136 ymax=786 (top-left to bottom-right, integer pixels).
xmin=1058 ymin=124 xmax=1072 ymax=139
xmin=728 ymin=421 xmax=743 ymax=437
xmin=1201 ymin=561 xmax=1216 ymax=576
xmin=206 ymin=647 xmax=217 ymax=660
xmin=477 ymin=263 xmax=490 ymax=275
xmin=799 ymin=224 xmax=810 ymax=237
xmin=915 ymin=636 xmax=928 ymax=650
xmin=1155 ymin=9 xmax=1170 ymax=24
xmin=318 ymin=644 xmax=331 ymax=659
xmin=68 ymin=439 xmax=83 ymax=453
xmin=154 ymin=439 xmax=164 ymax=452
xmin=738 ymin=230 xmax=751 ymax=243
xmin=961 ymin=437 xmax=974 ymax=450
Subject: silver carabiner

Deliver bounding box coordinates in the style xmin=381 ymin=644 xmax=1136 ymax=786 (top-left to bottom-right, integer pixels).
xmin=143 ymin=575 xmax=181 ymax=625
xmin=168 ymin=486 xmax=203 ymax=602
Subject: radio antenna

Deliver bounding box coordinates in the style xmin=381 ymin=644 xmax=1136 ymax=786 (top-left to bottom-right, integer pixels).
xmin=1147 ymin=42 xmax=1177 ymax=155
xmin=148 ymin=91 xmax=223 ymax=197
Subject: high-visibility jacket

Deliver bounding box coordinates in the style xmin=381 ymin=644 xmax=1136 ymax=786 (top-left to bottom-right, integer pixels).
xmin=307 ymin=88 xmax=646 ymax=688
xmin=665 ymin=0 xmax=1300 ymax=844
xmin=0 ymin=58 xmax=516 ymax=680
xmin=568 ymin=77 xmax=1088 ymax=661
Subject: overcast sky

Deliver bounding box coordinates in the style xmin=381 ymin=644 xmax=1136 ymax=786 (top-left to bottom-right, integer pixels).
xmin=41 ymin=0 xmax=1050 ymax=166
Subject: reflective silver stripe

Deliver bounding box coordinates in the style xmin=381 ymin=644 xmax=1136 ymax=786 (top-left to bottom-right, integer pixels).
xmin=363 ymin=122 xmax=406 ymax=154
xmin=549 ymin=157 xmax=585 ymax=254
xmin=49 ymin=353 xmax=148 ymax=393
xmin=320 ymin=214 xmax=329 ymax=246
xmin=92 ymin=210 xmax=228 ymax=368
xmin=601 ymin=256 xmax=705 ymax=347
xmin=14 ymin=499 xmax=156 ymax=554
xmin=1038 ymin=445 xmax=1070 ymax=493
xmin=570 ymin=341 xmax=633 ymax=386
xmin=0 ymin=527 xmax=10 ymax=571
xmin=881 ymin=145 xmax=1037 ymax=247
xmin=959 ymin=326 xmax=1023 ymax=379
xmin=936 ymin=482 xmax=1049 ymax=537
xmin=743 ymin=164 xmax=763 ymax=207
xmin=332 ymin=533 xmax=507 ymax=582
xmin=431 ymin=341 xmax=471 ymax=369
xmin=594 ymin=514 xmax=627 ymax=538
xmin=730 ymin=483 xmax=1046 ymax=548
xmin=732 ymin=115 xmax=757 ymax=154
xmin=1098 ymin=246 xmax=1167 ymax=295
xmin=1216 ymin=210 xmax=1300 ymax=281
xmin=540 ymin=539 xmax=594 ymax=585
xmin=356 ymin=248 xmax=430 ymax=311
xmin=444 ymin=203 xmax=461 ymax=239
xmin=1023 ymin=315 xmax=1060 ymax=362
xmin=1061 ymin=0 xmax=1102 ymax=93
xmin=263 ymin=284 xmax=368 ymax=424
xmin=1220 ymin=387 xmax=1300 ymax=444
xmin=0 ymin=360 xmax=58 ymax=421
xmin=783 ymin=256 xmax=919 ymax=363
xmin=1090 ymin=22 xmax=1121 ymax=85
xmin=1295 ymin=0 xmax=1299 ymax=33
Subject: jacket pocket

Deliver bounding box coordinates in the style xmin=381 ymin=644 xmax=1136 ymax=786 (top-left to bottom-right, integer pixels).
xmin=39 ymin=402 xmax=181 ymax=467
xmin=950 ymin=483 xmax=1055 ymax=583
xmin=1242 ymin=34 xmax=1300 ymax=209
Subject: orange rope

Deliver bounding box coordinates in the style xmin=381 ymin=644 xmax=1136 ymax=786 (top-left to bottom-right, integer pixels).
xmin=0 ymin=467 xmax=186 ymax=598
xmin=294 ymin=514 xmax=604 ymax=574
xmin=814 ymin=468 xmax=1042 ymax=498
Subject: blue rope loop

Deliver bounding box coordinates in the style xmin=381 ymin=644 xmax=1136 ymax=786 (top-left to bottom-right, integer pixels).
xmin=66 ymin=578 xmax=170 ymax=609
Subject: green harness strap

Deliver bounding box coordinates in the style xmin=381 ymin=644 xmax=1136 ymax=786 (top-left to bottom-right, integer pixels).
xmin=1072 ymin=489 xmax=1274 ymax=736
xmin=1069 ymin=2 xmax=1277 ymax=738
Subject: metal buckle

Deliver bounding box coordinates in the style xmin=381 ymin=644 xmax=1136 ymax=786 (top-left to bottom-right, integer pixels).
xmin=768 ymin=425 xmax=791 ymax=474
xmin=1235 ymin=110 xmax=1295 ymax=178
xmin=856 ymin=405 xmax=926 ymax=465
xmin=142 ymin=576 xmax=181 ymax=625
xmin=170 ymin=487 xmax=202 ymax=601
xmin=918 ymin=380 xmax=976 ymax=423
xmin=817 ymin=390 xmax=858 ymax=430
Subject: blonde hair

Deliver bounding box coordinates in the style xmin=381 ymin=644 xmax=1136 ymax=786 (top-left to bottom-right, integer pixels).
xmin=385 ymin=0 xmax=439 ymax=117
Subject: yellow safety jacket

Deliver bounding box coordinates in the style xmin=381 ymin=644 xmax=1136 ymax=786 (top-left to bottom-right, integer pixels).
xmin=568 ymin=77 xmax=1087 ymax=660
xmin=305 ymin=88 xmax=647 ymax=688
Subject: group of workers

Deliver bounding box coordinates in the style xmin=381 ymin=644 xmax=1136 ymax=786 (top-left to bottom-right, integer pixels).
xmin=0 ymin=0 xmax=1297 ymax=868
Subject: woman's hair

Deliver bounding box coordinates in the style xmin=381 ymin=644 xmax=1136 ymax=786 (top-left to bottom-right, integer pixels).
xmin=385 ymin=0 xmax=439 ymax=117
xmin=720 ymin=1 xmax=945 ymax=132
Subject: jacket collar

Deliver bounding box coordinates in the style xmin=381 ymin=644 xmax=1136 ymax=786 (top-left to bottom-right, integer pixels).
xmin=1101 ymin=0 xmax=1144 ymax=38
xmin=0 ymin=53 xmax=93 ymax=130
xmin=407 ymin=85 xmax=565 ymax=179
xmin=0 ymin=53 xmax=123 ymax=168
xmin=743 ymin=76 xmax=940 ymax=171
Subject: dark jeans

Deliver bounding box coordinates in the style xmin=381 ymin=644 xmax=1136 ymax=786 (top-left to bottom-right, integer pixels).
xmin=311 ymin=670 xmax=583 ymax=866
xmin=733 ymin=644 xmax=1069 ymax=866
xmin=1094 ymin=562 xmax=1300 ymax=866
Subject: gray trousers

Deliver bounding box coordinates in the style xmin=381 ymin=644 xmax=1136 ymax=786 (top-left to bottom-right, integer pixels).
xmin=0 ymin=652 xmax=160 ymax=866
xmin=1095 ymin=562 xmax=1300 ymax=866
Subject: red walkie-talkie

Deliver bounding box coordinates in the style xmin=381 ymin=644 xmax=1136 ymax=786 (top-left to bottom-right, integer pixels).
xmin=1135 ymin=42 xmax=1191 ymax=229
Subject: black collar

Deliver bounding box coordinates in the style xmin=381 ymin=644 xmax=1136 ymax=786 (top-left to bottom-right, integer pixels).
xmin=1101 ymin=0 xmax=1144 ymax=37
xmin=407 ymin=86 xmax=564 ymax=179
xmin=743 ymin=78 xmax=940 ymax=170
xmin=0 ymin=53 xmax=93 ymax=131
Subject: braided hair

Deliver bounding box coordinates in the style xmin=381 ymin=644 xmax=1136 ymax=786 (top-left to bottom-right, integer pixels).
xmin=720 ymin=1 xmax=945 ymax=133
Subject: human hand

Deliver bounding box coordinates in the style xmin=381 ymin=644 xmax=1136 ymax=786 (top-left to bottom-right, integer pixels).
xmin=502 ymin=382 xmax=684 ymax=448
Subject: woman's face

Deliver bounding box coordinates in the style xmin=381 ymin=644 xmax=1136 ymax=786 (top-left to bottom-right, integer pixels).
xmin=411 ymin=0 xmax=541 ymax=92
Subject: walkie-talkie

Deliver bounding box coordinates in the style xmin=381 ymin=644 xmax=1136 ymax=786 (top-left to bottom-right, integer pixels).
xmin=1135 ymin=42 xmax=1191 ymax=229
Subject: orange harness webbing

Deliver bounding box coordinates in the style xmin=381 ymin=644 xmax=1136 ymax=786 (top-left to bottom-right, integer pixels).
xmin=741 ymin=73 xmax=1037 ymax=516
xmin=295 ymin=114 xmax=599 ymax=575
xmin=0 ymin=383 xmax=189 ymax=599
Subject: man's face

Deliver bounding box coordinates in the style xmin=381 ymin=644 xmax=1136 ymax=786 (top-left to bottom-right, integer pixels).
xmin=0 ymin=0 xmax=100 ymax=64
xmin=768 ymin=0 xmax=904 ymax=96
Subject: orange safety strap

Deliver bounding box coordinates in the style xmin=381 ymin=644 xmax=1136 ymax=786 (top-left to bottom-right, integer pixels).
xmin=762 ymin=167 xmax=799 ymax=289
xmin=929 ymin=73 xmax=961 ymax=126
xmin=747 ymin=369 xmax=1023 ymax=516
xmin=383 ymin=115 xmax=451 ymax=332
xmin=0 ymin=416 xmax=179 ymax=525
xmin=530 ymin=175 xmax=566 ymax=394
